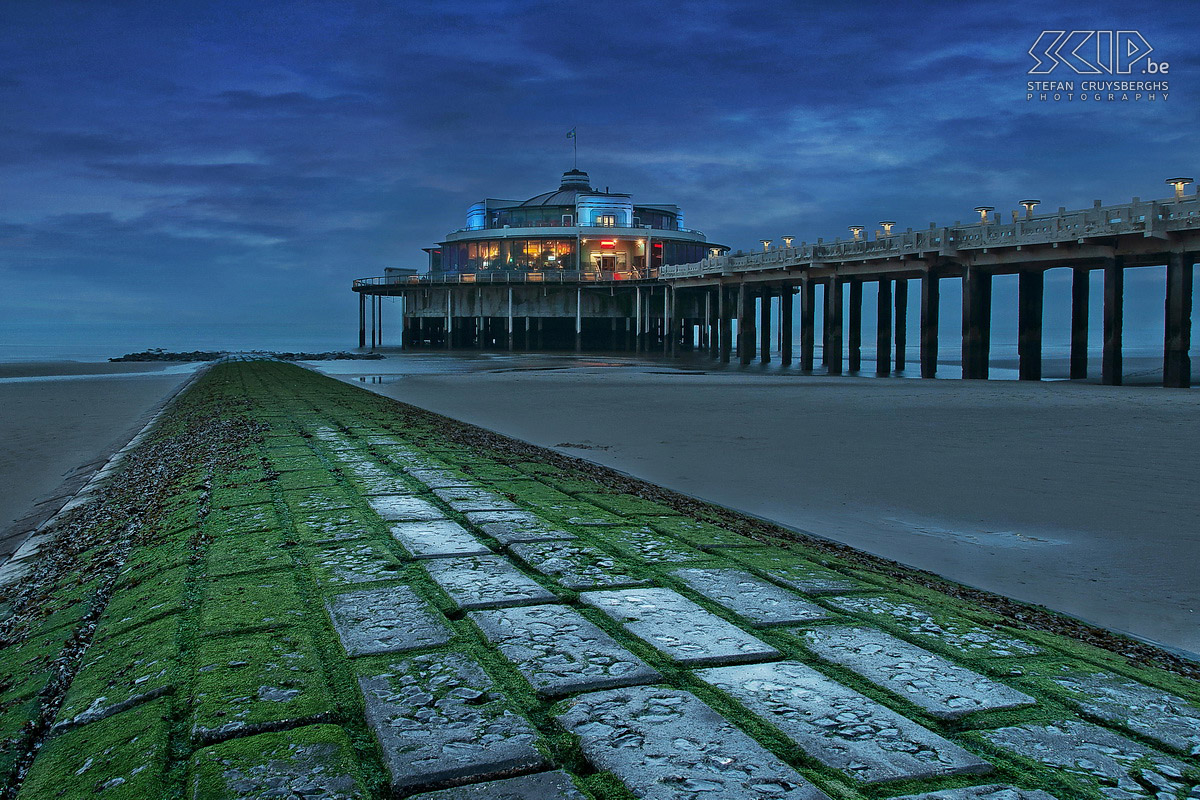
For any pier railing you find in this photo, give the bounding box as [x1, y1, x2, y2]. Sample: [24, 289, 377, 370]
[354, 268, 661, 289]
[661, 193, 1200, 278]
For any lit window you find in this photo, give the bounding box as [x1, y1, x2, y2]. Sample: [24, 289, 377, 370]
[598, 214, 616, 227]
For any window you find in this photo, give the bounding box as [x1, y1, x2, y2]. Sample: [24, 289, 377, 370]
[597, 214, 616, 227]
[562, 214, 573, 226]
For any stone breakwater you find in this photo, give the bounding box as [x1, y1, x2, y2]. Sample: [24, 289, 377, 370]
[0, 361, 1197, 799]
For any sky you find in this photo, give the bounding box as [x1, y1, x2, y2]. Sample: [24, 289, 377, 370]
[1, 0, 1197, 356]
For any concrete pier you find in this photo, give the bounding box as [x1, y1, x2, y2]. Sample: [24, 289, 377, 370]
[1102, 259, 1124, 386]
[920, 271, 939, 379]
[894, 278, 907, 372]
[825, 278, 843, 375]
[1018, 270, 1044, 381]
[800, 280, 815, 371]
[1070, 268, 1089, 380]
[876, 278, 891, 376]
[1164, 252, 1193, 389]
[848, 279, 862, 372]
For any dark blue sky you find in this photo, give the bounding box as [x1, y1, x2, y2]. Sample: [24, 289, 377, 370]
[1, 1, 1196, 353]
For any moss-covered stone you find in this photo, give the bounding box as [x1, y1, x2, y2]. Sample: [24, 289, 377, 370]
[17, 698, 171, 799]
[188, 723, 368, 799]
[191, 627, 333, 741]
[643, 516, 759, 550]
[199, 572, 306, 633]
[205, 504, 279, 537]
[307, 540, 403, 587]
[576, 492, 681, 518]
[98, 565, 188, 635]
[55, 613, 180, 726]
[203, 529, 295, 577]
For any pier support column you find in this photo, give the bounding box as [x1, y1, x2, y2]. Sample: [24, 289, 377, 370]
[961, 265, 992, 379]
[664, 287, 672, 356]
[1070, 267, 1089, 379]
[1018, 269, 1044, 381]
[825, 277, 843, 375]
[576, 287, 583, 352]
[759, 289, 771, 364]
[444, 289, 452, 350]
[1102, 259, 1124, 385]
[1164, 252, 1193, 388]
[800, 280, 815, 371]
[895, 278, 908, 371]
[737, 283, 752, 365]
[718, 286, 731, 363]
[370, 293, 377, 350]
[708, 291, 719, 358]
[507, 288, 514, 351]
[920, 270, 939, 378]
[358, 292, 366, 348]
[848, 279, 862, 372]
[780, 289, 794, 366]
[876, 278, 892, 375]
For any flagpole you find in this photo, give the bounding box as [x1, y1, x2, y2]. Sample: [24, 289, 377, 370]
[573, 129, 577, 169]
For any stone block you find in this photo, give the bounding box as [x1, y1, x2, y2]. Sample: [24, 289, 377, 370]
[433, 487, 521, 513]
[408, 770, 585, 799]
[696, 660, 991, 783]
[891, 787, 1061, 800]
[359, 653, 547, 793]
[671, 568, 829, 626]
[326, 585, 453, 656]
[389, 520, 491, 559]
[801, 626, 1035, 718]
[309, 540, 403, 586]
[982, 720, 1191, 800]
[367, 495, 446, 522]
[557, 686, 829, 800]
[423, 555, 557, 610]
[470, 604, 660, 698]
[510, 541, 647, 590]
[581, 588, 779, 666]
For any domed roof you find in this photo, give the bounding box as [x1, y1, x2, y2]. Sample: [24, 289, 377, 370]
[517, 169, 594, 207]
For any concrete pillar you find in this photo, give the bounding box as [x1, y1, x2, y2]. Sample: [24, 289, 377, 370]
[664, 286, 672, 356]
[738, 283, 754, 365]
[876, 278, 892, 375]
[961, 265, 992, 379]
[476, 290, 485, 350]
[920, 270, 939, 378]
[848, 279, 862, 372]
[445, 289, 452, 350]
[1164, 252, 1193, 388]
[780, 289, 794, 366]
[719, 286, 731, 363]
[825, 277, 843, 375]
[708, 290, 719, 357]
[635, 286, 642, 352]
[895, 278, 908, 371]
[820, 283, 829, 367]
[370, 293, 377, 350]
[759, 289, 771, 364]
[1102, 259, 1123, 385]
[535, 317, 543, 349]
[1070, 267, 1089, 379]
[358, 292, 366, 348]
[507, 287, 514, 351]
[1018, 269, 1044, 381]
[800, 280, 815, 371]
[576, 287, 583, 352]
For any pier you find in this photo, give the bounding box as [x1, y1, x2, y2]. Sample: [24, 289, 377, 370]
[355, 179, 1198, 387]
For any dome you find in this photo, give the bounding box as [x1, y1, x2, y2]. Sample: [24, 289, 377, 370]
[517, 169, 594, 207]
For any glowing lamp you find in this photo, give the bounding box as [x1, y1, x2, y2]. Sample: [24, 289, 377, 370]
[760, 239, 772, 252]
[1166, 177, 1194, 200]
[974, 206, 994, 224]
[782, 236, 794, 248]
[878, 221, 895, 236]
[1019, 200, 1040, 219]
[848, 226, 865, 241]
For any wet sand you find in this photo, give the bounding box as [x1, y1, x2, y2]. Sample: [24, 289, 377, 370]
[0, 363, 194, 550]
[322, 354, 1200, 657]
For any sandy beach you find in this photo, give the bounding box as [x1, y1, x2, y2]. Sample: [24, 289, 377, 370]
[319, 353, 1200, 657]
[0, 362, 196, 553]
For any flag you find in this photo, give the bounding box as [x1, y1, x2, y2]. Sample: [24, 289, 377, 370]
[566, 128, 576, 139]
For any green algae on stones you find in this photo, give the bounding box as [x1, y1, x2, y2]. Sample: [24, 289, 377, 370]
[644, 516, 759, 550]
[576, 492, 682, 518]
[55, 613, 180, 727]
[600, 525, 707, 564]
[99, 564, 189, 635]
[199, 572, 306, 633]
[726, 548, 868, 594]
[204, 529, 295, 577]
[191, 627, 333, 742]
[205, 504, 279, 537]
[189, 723, 369, 800]
[17, 698, 171, 800]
